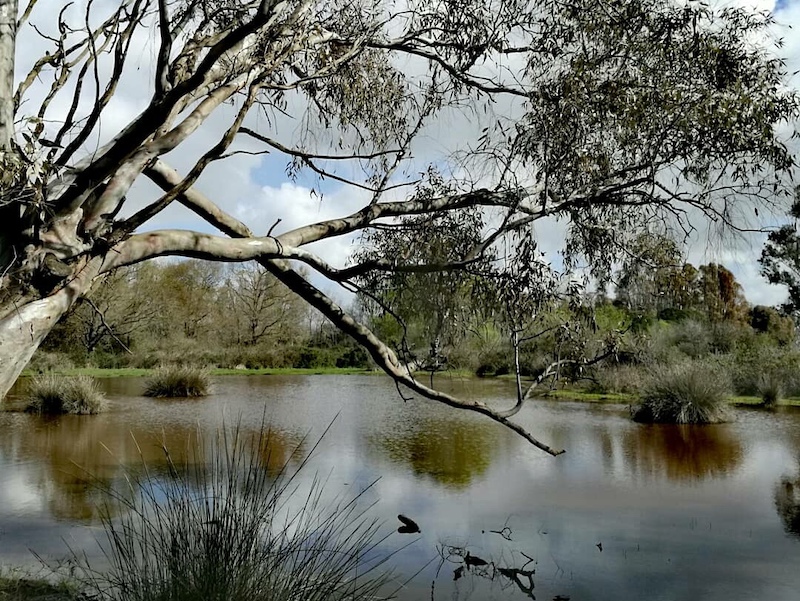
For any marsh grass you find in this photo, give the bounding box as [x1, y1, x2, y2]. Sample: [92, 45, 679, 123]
[143, 365, 210, 397]
[632, 362, 731, 424]
[758, 373, 783, 408]
[0, 571, 77, 601]
[25, 374, 107, 415]
[74, 425, 400, 601]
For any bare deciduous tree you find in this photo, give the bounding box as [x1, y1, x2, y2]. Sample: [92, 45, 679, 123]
[0, 0, 797, 454]
[224, 262, 307, 345]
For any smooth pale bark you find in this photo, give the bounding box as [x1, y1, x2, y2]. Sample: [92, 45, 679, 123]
[0, 0, 15, 150]
[0, 293, 72, 398]
[0, 257, 102, 400]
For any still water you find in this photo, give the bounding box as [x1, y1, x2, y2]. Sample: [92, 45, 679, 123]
[2, 375, 800, 600]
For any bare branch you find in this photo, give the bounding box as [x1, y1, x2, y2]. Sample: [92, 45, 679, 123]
[155, 0, 173, 98]
[83, 297, 133, 354]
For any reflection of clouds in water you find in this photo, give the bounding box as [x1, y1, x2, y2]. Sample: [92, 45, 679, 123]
[0, 469, 43, 515]
[4, 377, 800, 600]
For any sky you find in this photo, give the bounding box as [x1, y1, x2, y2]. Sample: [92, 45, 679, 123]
[12, 0, 800, 307]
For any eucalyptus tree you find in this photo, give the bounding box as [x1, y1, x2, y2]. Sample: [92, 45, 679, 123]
[760, 208, 800, 315]
[353, 174, 489, 371]
[0, 0, 797, 454]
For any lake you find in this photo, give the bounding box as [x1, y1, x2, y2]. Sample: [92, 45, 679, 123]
[2, 374, 800, 600]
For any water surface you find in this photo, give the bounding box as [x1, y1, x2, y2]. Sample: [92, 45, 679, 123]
[2, 375, 800, 600]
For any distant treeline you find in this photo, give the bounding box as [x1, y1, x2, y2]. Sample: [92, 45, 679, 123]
[33, 252, 799, 403]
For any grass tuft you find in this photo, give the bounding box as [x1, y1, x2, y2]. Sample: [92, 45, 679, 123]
[632, 362, 731, 424]
[758, 372, 783, 408]
[74, 426, 397, 601]
[25, 374, 107, 415]
[143, 365, 210, 397]
[0, 571, 78, 601]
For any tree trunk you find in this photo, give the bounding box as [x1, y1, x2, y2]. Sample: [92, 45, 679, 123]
[0, 0, 16, 150]
[0, 255, 102, 400]
[0, 290, 72, 399]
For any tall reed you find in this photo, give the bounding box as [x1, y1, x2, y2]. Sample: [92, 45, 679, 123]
[75, 425, 399, 601]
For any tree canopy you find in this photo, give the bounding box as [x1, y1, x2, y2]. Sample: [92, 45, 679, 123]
[760, 205, 800, 316]
[0, 0, 797, 453]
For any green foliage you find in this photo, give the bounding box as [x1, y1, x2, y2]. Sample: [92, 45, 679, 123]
[26, 350, 75, 374]
[294, 347, 337, 369]
[632, 362, 731, 424]
[143, 366, 211, 398]
[354, 171, 489, 355]
[74, 427, 396, 601]
[760, 224, 800, 314]
[723, 345, 800, 398]
[750, 305, 795, 346]
[614, 233, 686, 313]
[25, 374, 107, 415]
[592, 365, 647, 396]
[669, 319, 711, 359]
[335, 346, 370, 369]
[475, 351, 511, 377]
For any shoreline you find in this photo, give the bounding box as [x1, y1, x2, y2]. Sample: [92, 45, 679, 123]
[14, 368, 800, 408]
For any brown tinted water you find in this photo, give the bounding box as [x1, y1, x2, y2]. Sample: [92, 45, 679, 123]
[2, 375, 800, 600]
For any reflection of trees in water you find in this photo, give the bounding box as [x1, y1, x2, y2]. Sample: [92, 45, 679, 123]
[775, 472, 800, 538]
[623, 424, 743, 481]
[0, 414, 305, 521]
[370, 417, 504, 488]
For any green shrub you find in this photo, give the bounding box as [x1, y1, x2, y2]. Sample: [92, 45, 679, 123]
[26, 351, 75, 374]
[89, 349, 129, 369]
[25, 374, 107, 415]
[671, 319, 711, 358]
[726, 346, 800, 397]
[475, 350, 511, 377]
[293, 347, 338, 369]
[592, 364, 647, 395]
[705, 321, 756, 354]
[632, 362, 731, 424]
[335, 346, 370, 368]
[143, 366, 210, 397]
[75, 427, 397, 601]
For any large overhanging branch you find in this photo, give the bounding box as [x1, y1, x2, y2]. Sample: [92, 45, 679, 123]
[264, 259, 565, 456]
[139, 164, 564, 455]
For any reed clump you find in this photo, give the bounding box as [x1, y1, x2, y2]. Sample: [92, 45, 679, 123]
[25, 374, 107, 415]
[757, 372, 783, 408]
[143, 365, 210, 397]
[632, 362, 731, 424]
[75, 426, 397, 601]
